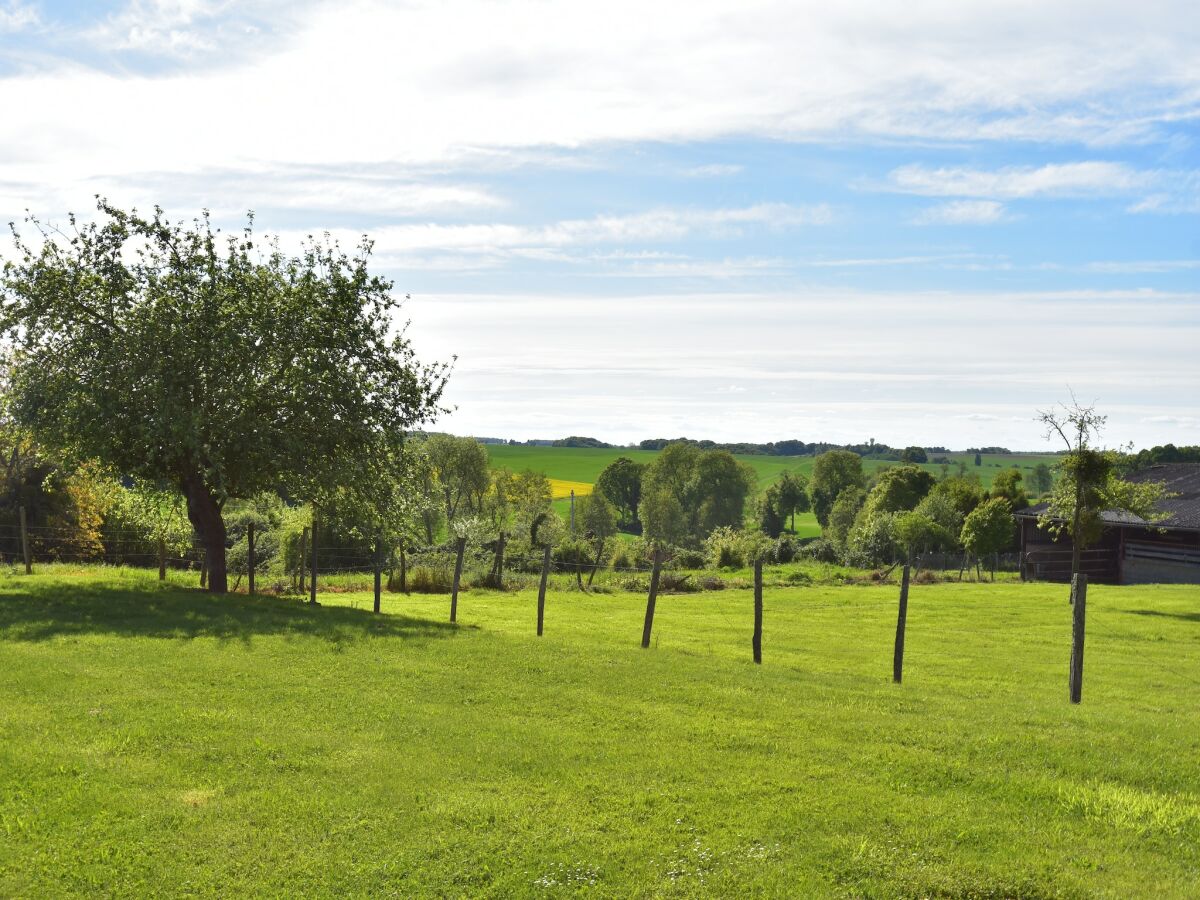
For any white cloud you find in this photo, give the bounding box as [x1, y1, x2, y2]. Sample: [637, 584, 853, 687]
[3, 0, 1199, 197]
[885, 162, 1154, 198]
[401, 288, 1200, 447]
[683, 164, 744, 178]
[311, 204, 831, 257]
[912, 199, 1009, 225]
[0, 0, 38, 32]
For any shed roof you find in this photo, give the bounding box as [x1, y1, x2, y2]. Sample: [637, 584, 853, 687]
[1014, 463, 1200, 532]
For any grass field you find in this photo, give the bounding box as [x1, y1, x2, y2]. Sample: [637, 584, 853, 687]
[491, 445, 1061, 540]
[1, 566, 1197, 896]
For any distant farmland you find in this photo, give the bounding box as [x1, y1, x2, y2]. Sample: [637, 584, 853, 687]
[485, 445, 1059, 540]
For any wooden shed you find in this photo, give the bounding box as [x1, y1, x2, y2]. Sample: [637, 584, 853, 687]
[1014, 463, 1200, 584]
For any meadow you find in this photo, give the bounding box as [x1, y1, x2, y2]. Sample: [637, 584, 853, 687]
[489, 445, 1061, 539]
[1, 566, 1197, 897]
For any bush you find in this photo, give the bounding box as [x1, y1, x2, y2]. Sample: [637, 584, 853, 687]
[847, 511, 899, 567]
[408, 565, 454, 593]
[553, 539, 593, 573]
[770, 536, 798, 563]
[802, 538, 841, 563]
[703, 526, 763, 569]
[672, 548, 706, 569]
[610, 537, 650, 571]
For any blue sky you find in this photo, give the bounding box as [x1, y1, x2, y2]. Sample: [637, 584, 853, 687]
[2, 0, 1198, 448]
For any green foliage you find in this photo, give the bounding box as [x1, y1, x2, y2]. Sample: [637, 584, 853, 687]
[595, 457, 645, 532]
[826, 486, 866, 546]
[1, 202, 447, 592]
[893, 511, 954, 560]
[703, 526, 765, 569]
[1037, 400, 1166, 559]
[758, 484, 786, 538]
[425, 434, 491, 524]
[810, 450, 865, 526]
[929, 475, 985, 522]
[1031, 462, 1054, 496]
[961, 498, 1015, 559]
[989, 468, 1030, 512]
[1040, 450, 1164, 550]
[638, 443, 755, 546]
[846, 510, 898, 567]
[864, 465, 937, 515]
[913, 490, 965, 541]
[899, 446, 928, 464]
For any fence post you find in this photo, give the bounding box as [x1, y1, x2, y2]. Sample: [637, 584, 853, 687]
[158, 537, 167, 582]
[373, 535, 382, 614]
[537, 544, 551, 636]
[247, 523, 255, 595]
[308, 513, 318, 605]
[641, 548, 663, 649]
[1069, 574, 1088, 703]
[200, 551, 208, 589]
[19, 505, 30, 575]
[893, 563, 910, 683]
[298, 525, 309, 593]
[450, 536, 466, 623]
[752, 557, 763, 664]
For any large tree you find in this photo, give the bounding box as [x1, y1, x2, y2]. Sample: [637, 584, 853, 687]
[1, 202, 447, 592]
[594, 456, 644, 532]
[810, 450, 865, 527]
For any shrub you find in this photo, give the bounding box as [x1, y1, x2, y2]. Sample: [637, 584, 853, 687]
[672, 548, 706, 569]
[703, 526, 758, 569]
[847, 511, 899, 567]
[771, 536, 798, 563]
[802, 538, 841, 563]
[610, 537, 650, 571]
[408, 565, 454, 593]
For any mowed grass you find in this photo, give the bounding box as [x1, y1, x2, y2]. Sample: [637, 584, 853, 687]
[1, 568, 1198, 897]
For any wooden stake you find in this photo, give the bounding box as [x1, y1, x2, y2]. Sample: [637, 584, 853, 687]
[158, 537, 167, 581]
[641, 548, 663, 649]
[373, 535, 383, 614]
[246, 523, 255, 594]
[752, 557, 763, 664]
[537, 544, 551, 636]
[893, 563, 910, 683]
[18, 505, 30, 575]
[298, 525, 309, 593]
[308, 514, 318, 605]
[450, 536, 466, 623]
[1069, 573, 1088, 703]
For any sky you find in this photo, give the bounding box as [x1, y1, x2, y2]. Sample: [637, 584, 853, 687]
[1, 0, 1198, 450]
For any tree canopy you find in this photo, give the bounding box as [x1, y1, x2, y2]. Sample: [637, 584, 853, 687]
[1, 202, 447, 591]
[810, 450, 865, 526]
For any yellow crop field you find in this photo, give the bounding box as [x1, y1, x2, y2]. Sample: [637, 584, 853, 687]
[548, 478, 593, 500]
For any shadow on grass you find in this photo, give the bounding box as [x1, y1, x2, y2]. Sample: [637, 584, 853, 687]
[0, 579, 463, 644]
[1120, 608, 1200, 624]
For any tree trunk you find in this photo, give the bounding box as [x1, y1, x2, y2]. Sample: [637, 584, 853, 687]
[183, 474, 227, 594]
[587, 538, 606, 587]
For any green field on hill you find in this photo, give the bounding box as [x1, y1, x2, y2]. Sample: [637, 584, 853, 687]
[487, 445, 1060, 540]
[486, 444, 1059, 489]
[2, 567, 1197, 897]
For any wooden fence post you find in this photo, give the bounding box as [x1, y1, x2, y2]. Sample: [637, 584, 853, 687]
[893, 563, 910, 683]
[373, 535, 383, 614]
[19, 505, 31, 575]
[158, 538, 167, 582]
[450, 536, 466, 623]
[537, 544, 551, 636]
[752, 557, 763, 664]
[247, 523, 255, 594]
[308, 514, 318, 605]
[298, 525, 309, 593]
[641, 548, 663, 649]
[1069, 573, 1088, 703]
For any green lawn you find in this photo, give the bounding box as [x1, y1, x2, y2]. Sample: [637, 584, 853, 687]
[2, 567, 1197, 896]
